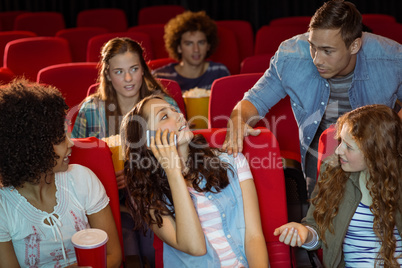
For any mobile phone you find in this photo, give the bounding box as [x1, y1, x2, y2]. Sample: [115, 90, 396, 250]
[146, 130, 177, 147]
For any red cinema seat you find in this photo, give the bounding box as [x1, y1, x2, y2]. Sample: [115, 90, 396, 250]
[216, 20, 254, 63]
[209, 26, 240, 75]
[56, 27, 108, 62]
[77, 8, 128, 33]
[0, 67, 15, 84]
[37, 62, 98, 129]
[0, 11, 31, 31]
[240, 53, 274, 74]
[138, 5, 185, 25]
[128, 24, 167, 59]
[154, 128, 290, 268]
[86, 83, 99, 97]
[255, 25, 307, 55]
[316, 124, 338, 178]
[362, 13, 396, 31]
[37, 62, 98, 109]
[3, 37, 72, 81]
[209, 73, 301, 163]
[269, 16, 311, 28]
[87, 32, 154, 62]
[370, 22, 402, 44]
[14, 12, 65, 36]
[0, 30, 37, 67]
[209, 74, 305, 226]
[147, 57, 177, 71]
[70, 137, 125, 267]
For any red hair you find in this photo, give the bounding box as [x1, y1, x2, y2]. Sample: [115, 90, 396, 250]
[312, 104, 402, 267]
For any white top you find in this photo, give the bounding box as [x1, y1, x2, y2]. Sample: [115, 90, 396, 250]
[343, 202, 402, 267]
[0, 164, 109, 267]
[188, 153, 252, 267]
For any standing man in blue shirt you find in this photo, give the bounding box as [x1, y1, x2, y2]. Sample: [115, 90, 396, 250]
[223, 0, 402, 197]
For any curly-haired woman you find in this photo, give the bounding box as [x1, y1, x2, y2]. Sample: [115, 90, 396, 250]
[120, 94, 269, 267]
[274, 104, 402, 267]
[153, 11, 230, 92]
[0, 79, 121, 267]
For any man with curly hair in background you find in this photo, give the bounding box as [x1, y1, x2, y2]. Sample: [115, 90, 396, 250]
[153, 10, 230, 92]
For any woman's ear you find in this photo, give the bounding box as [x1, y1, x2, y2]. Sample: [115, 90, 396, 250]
[350, 38, 362, 55]
[105, 70, 111, 81]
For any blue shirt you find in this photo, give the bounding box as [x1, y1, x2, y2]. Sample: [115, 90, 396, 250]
[163, 154, 248, 267]
[153, 61, 230, 92]
[244, 32, 402, 170]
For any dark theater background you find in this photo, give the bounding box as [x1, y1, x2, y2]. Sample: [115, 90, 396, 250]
[1, 0, 401, 31]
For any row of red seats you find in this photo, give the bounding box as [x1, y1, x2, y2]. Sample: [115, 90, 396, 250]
[1, 10, 400, 77]
[1, 9, 399, 41]
[0, 20, 250, 75]
[3, 16, 400, 85]
[0, 6, 186, 32]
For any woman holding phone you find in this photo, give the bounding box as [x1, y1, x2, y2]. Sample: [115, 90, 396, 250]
[120, 94, 269, 267]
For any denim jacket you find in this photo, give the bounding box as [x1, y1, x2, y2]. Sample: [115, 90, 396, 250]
[163, 154, 248, 267]
[244, 32, 402, 170]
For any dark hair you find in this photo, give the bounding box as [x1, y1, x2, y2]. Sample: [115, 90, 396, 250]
[164, 11, 219, 61]
[312, 104, 402, 267]
[93, 37, 166, 134]
[120, 94, 230, 231]
[309, 0, 362, 48]
[0, 79, 68, 188]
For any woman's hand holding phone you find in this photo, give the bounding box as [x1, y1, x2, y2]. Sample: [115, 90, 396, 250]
[148, 129, 181, 175]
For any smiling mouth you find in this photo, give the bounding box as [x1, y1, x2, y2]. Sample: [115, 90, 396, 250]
[64, 153, 71, 162]
[178, 124, 187, 131]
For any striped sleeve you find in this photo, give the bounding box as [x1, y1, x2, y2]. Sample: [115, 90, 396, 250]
[234, 153, 253, 182]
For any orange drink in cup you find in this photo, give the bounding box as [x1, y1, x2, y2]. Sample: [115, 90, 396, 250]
[102, 135, 124, 172]
[109, 145, 124, 172]
[183, 88, 210, 129]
